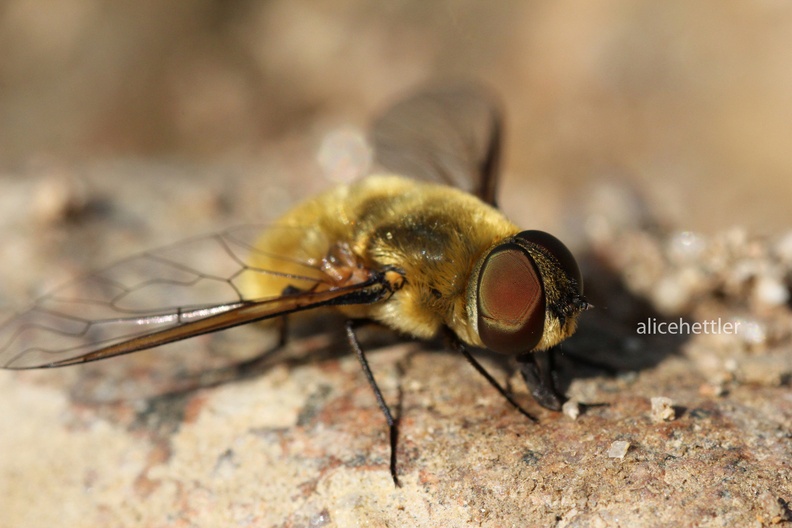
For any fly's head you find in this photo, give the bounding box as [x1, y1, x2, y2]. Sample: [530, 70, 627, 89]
[467, 230, 590, 355]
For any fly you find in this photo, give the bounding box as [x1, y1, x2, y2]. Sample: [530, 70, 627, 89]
[0, 83, 590, 485]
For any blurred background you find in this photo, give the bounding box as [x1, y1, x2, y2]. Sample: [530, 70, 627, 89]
[1, 0, 791, 235]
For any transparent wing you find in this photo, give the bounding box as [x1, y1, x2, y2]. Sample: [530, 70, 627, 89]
[0, 225, 385, 369]
[370, 82, 503, 205]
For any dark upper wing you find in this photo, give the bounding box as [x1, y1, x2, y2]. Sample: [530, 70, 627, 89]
[0, 226, 387, 369]
[370, 82, 503, 206]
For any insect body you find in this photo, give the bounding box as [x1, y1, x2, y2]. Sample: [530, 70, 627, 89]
[1, 84, 589, 484]
[246, 173, 585, 359]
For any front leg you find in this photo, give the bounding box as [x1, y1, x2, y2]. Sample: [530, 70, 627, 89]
[517, 348, 565, 411]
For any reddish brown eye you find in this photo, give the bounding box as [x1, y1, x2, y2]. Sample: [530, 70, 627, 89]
[516, 230, 583, 294]
[476, 246, 545, 354]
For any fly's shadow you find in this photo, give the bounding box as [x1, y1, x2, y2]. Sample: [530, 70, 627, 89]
[543, 249, 690, 399]
[65, 310, 406, 406]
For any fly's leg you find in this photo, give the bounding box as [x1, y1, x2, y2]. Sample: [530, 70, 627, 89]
[345, 320, 401, 487]
[225, 285, 302, 375]
[275, 316, 289, 348]
[517, 348, 565, 411]
[455, 341, 537, 423]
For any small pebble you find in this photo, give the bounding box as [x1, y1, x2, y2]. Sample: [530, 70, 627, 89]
[735, 319, 767, 346]
[650, 396, 676, 422]
[562, 399, 580, 420]
[33, 176, 86, 224]
[774, 231, 792, 264]
[698, 383, 725, 397]
[667, 231, 705, 264]
[753, 275, 789, 307]
[607, 440, 630, 459]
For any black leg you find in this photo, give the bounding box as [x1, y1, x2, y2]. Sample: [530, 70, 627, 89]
[276, 315, 289, 348]
[345, 321, 401, 487]
[213, 284, 298, 379]
[517, 348, 565, 411]
[225, 314, 290, 377]
[456, 342, 537, 423]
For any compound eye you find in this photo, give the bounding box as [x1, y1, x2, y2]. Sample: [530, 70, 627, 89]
[476, 246, 545, 354]
[515, 230, 583, 294]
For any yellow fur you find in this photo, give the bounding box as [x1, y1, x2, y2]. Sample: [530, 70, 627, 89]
[244, 174, 517, 345]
